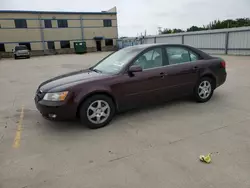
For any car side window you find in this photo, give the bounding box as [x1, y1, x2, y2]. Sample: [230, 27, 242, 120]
[190, 51, 199, 62]
[166, 47, 199, 65]
[134, 48, 163, 70]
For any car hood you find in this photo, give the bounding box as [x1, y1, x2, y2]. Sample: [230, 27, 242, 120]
[39, 69, 108, 92]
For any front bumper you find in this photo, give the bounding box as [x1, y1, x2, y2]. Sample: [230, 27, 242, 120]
[15, 53, 29, 57]
[35, 96, 76, 120]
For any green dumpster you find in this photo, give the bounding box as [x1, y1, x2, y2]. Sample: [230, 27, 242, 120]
[74, 41, 87, 54]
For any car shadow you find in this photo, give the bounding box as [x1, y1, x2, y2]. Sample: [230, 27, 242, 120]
[39, 93, 223, 133]
[114, 96, 193, 119]
[41, 118, 87, 132]
[42, 96, 194, 131]
[14, 57, 30, 60]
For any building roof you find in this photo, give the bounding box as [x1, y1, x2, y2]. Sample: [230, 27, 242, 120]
[0, 10, 116, 15]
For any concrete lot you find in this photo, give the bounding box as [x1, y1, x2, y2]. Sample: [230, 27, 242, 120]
[0, 53, 250, 188]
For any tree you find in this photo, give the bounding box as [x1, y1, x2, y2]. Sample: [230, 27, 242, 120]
[159, 28, 184, 34]
[172, 28, 184, 33]
[206, 18, 250, 29]
[158, 18, 250, 35]
[187, 26, 206, 32]
[159, 28, 172, 34]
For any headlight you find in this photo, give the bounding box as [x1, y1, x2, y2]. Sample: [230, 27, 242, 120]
[43, 91, 68, 101]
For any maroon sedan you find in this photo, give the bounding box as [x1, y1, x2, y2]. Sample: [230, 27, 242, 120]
[35, 44, 227, 129]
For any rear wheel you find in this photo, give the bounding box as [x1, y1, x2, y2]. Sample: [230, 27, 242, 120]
[79, 95, 115, 129]
[14, 55, 17, 59]
[194, 77, 214, 103]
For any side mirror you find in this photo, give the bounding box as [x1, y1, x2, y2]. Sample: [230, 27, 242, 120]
[128, 65, 142, 73]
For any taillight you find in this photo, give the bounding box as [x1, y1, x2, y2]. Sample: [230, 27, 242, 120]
[221, 61, 226, 69]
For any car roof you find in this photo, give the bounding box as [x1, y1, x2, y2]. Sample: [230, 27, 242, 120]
[123, 43, 211, 59]
[126, 43, 194, 50]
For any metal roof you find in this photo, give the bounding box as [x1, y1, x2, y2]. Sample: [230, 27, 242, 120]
[0, 10, 116, 15]
[145, 26, 250, 39]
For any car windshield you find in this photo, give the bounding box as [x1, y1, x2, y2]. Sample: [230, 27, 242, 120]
[91, 47, 141, 74]
[15, 46, 28, 50]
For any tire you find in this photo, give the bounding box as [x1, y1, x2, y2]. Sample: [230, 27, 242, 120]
[194, 77, 214, 103]
[79, 94, 115, 129]
[27, 56, 30, 59]
[14, 55, 17, 59]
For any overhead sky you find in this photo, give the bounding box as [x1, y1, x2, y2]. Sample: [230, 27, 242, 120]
[1, 0, 250, 37]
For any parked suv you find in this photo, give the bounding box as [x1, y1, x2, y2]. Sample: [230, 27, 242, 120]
[13, 45, 30, 59]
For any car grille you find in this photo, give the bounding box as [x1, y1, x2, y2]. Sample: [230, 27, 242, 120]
[17, 52, 28, 55]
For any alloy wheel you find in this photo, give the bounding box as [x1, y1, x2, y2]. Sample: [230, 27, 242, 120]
[87, 100, 111, 124]
[198, 80, 212, 99]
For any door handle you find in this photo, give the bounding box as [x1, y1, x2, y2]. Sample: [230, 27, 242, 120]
[193, 66, 199, 71]
[159, 72, 168, 78]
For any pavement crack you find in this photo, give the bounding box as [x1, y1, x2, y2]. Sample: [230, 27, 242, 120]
[169, 118, 250, 146]
[0, 134, 4, 144]
[12, 96, 16, 107]
[169, 137, 188, 145]
[198, 125, 229, 136]
[109, 154, 134, 162]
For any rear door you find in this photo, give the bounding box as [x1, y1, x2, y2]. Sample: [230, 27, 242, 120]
[160, 46, 201, 99]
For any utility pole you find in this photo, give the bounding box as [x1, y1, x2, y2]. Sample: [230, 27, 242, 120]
[158, 27, 162, 34]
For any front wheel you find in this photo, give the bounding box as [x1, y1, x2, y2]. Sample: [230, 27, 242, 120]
[79, 95, 115, 129]
[194, 77, 214, 103]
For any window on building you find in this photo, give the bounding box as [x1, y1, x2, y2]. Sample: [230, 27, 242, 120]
[60, 41, 70, 48]
[57, 20, 68, 28]
[0, 43, 5, 52]
[105, 39, 113, 46]
[103, 19, 112, 27]
[47, 41, 55, 49]
[44, 20, 52, 28]
[19, 43, 31, 50]
[15, 19, 27, 28]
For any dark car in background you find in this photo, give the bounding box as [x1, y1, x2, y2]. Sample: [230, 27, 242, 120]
[13, 45, 30, 59]
[35, 44, 227, 129]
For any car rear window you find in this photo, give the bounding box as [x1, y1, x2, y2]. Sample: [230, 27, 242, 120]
[166, 47, 200, 64]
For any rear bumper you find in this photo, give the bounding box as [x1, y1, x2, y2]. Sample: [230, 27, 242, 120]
[216, 72, 227, 87]
[35, 97, 77, 120]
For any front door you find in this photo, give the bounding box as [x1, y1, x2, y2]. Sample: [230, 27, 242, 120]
[116, 47, 167, 110]
[161, 46, 200, 99]
[96, 40, 102, 51]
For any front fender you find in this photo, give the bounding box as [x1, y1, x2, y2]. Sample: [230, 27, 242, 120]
[74, 86, 113, 104]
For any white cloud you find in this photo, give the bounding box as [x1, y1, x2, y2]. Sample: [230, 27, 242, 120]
[1, 0, 250, 37]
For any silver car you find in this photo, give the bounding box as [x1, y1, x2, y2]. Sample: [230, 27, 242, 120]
[13, 45, 30, 59]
